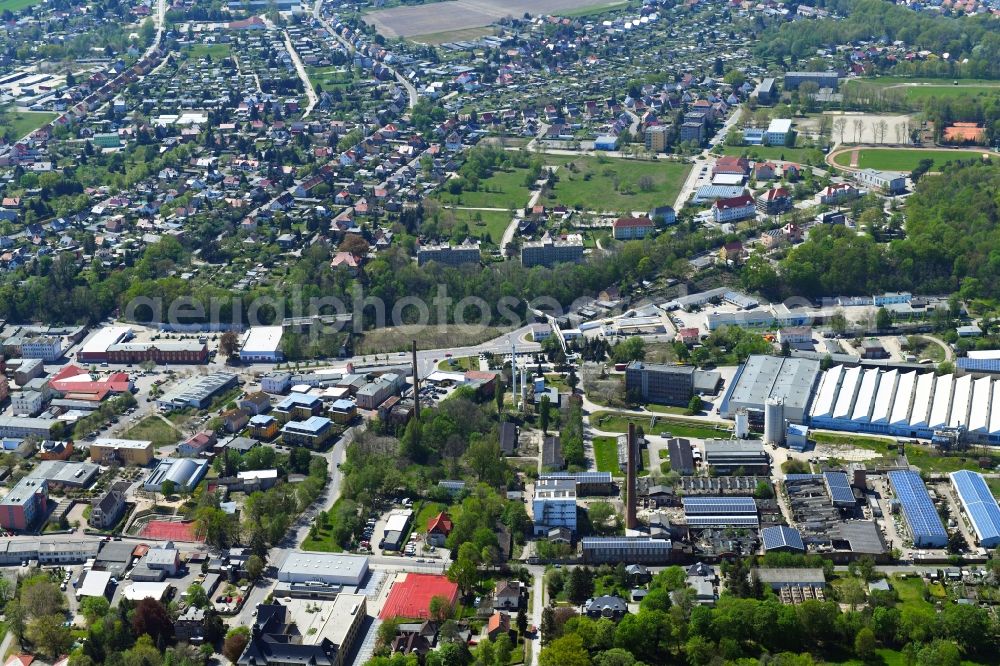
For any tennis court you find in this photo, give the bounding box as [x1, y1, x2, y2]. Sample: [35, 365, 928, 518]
[379, 573, 459, 620]
[140, 520, 203, 542]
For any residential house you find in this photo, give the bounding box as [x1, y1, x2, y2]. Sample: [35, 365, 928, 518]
[426, 511, 453, 547]
[612, 217, 656, 241]
[713, 194, 756, 223]
[493, 580, 524, 611]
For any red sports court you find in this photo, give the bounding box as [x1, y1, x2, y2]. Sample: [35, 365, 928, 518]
[140, 520, 203, 542]
[379, 573, 459, 620]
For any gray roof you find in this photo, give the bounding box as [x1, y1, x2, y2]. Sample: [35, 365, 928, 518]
[754, 568, 826, 585]
[724, 355, 820, 414]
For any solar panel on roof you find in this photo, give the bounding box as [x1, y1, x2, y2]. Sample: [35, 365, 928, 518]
[686, 515, 760, 527]
[951, 470, 1000, 547]
[888, 470, 947, 547]
[824, 471, 856, 506]
[682, 497, 757, 514]
[761, 525, 805, 551]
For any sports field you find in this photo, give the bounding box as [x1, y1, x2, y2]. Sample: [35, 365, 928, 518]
[832, 148, 993, 172]
[0, 0, 43, 12]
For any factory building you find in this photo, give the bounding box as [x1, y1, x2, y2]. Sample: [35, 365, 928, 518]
[950, 470, 1000, 548]
[808, 365, 999, 442]
[887, 470, 948, 548]
[720, 355, 821, 423]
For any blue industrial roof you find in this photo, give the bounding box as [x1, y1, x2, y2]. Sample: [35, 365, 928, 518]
[783, 474, 822, 482]
[888, 470, 948, 546]
[282, 415, 331, 433]
[823, 471, 856, 506]
[950, 470, 1000, 547]
[761, 525, 805, 551]
[957, 358, 1000, 373]
[686, 515, 760, 528]
[682, 496, 757, 515]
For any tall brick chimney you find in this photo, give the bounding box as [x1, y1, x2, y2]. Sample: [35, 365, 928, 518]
[411, 340, 420, 420]
[626, 422, 637, 529]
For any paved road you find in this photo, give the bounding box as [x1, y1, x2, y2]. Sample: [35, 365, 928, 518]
[313, 0, 417, 109]
[284, 30, 318, 117]
[672, 106, 744, 211]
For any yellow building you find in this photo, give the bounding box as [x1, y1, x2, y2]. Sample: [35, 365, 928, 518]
[90, 438, 154, 465]
[249, 415, 279, 440]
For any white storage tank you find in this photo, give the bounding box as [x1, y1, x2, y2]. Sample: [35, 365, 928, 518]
[734, 408, 750, 439]
[764, 398, 784, 445]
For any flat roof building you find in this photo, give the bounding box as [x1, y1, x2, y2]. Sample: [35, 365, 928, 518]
[0, 477, 48, 531]
[703, 440, 770, 475]
[144, 458, 210, 492]
[720, 355, 821, 422]
[157, 372, 238, 410]
[278, 552, 369, 587]
[581, 537, 673, 564]
[624, 361, 695, 406]
[520, 233, 584, 268]
[240, 326, 285, 363]
[90, 438, 154, 465]
[28, 460, 99, 488]
[532, 477, 577, 536]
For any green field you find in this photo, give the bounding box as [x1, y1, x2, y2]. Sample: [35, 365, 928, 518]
[833, 148, 993, 171]
[547, 157, 690, 213]
[185, 43, 231, 59]
[720, 144, 825, 165]
[435, 167, 534, 210]
[307, 66, 353, 89]
[902, 85, 1000, 102]
[593, 436, 621, 474]
[0, 0, 43, 11]
[845, 77, 1000, 104]
[435, 155, 689, 215]
[122, 415, 182, 448]
[812, 430, 1000, 478]
[437, 356, 477, 371]
[590, 411, 731, 439]
[560, 0, 633, 17]
[410, 26, 496, 45]
[2, 110, 57, 140]
[443, 207, 512, 244]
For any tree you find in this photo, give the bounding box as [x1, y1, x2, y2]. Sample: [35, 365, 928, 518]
[219, 331, 240, 359]
[223, 627, 250, 663]
[516, 608, 528, 634]
[339, 233, 370, 257]
[611, 337, 645, 364]
[587, 503, 617, 534]
[539, 634, 591, 666]
[27, 614, 72, 660]
[447, 542, 481, 597]
[687, 395, 703, 414]
[131, 598, 173, 643]
[5, 599, 26, 644]
[186, 583, 209, 609]
[80, 595, 110, 625]
[540, 394, 551, 433]
[567, 368, 578, 392]
[429, 595, 453, 622]
[160, 479, 176, 498]
[246, 554, 265, 581]
[854, 627, 876, 660]
[540, 607, 556, 645]
[566, 567, 594, 605]
[22, 580, 64, 617]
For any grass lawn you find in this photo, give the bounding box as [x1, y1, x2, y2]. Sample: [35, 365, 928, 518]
[437, 356, 477, 371]
[593, 436, 621, 474]
[444, 207, 512, 244]
[185, 43, 231, 59]
[123, 415, 181, 448]
[590, 411, 731, 439]
[414, 501, 448, 534]
[832, 148, 993, 171]
[410, 26, 496, 45]
[301, 498, 349, 552]
[434, 167, 534, 210]
[0, 0, 42, 11]
[2, 109, 57, 140]
[543, 373, 570, 392]
[546, 156, 690, 213]
[645, 403, 688, 415]
[811, 432, 895, 453]
[902, 85, 1000, 102]
[640, 449, 650, 476]
[307, 66, 353, 89]
[560, 0, 632, 17]
[720, 144, 825, 165]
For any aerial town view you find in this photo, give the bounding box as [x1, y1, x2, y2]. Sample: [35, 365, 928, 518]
[0, 0, 999, 663]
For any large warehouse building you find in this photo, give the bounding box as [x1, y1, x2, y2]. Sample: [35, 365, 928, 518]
[809, 365, 1000, 442]
[720, 355, 821, 422]
[950, 470, 1000, 548]
[278, 552, 369, 587]
[888, 470, 948, 548]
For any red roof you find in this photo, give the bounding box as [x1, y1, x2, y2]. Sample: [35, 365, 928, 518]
[613, 216, 655, 229]
[427, 511, 453, 535]
[760, 187, 790, 201]
[49, 364, 131, 400]
[714, 194, 754, 209]
[5, 656, 33, 666]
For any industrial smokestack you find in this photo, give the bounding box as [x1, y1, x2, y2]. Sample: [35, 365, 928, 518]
[626, 422, 637, 530]
[411, 340, 420, 419]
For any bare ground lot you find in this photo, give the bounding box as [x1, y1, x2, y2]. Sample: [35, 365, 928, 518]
[365, 0, 617, 38]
